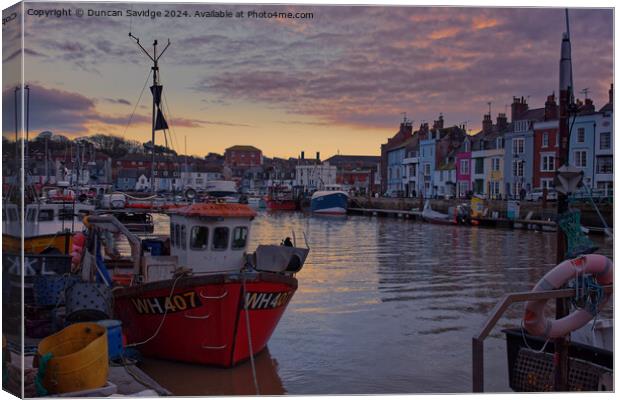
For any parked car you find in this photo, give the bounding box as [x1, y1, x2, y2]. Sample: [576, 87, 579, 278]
[526, 189, 558, 202]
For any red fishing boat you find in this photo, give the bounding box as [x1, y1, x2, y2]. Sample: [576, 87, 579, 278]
[265, 187, 297, 211]
[84, 36, 309, 366]
[265, 197, 297, 211]
[88, 203, 309, 367]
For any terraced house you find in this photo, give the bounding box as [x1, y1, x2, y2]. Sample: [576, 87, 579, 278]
[503, 97, 544, 199]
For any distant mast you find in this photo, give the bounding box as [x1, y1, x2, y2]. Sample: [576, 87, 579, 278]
[129, 32, 171, 194]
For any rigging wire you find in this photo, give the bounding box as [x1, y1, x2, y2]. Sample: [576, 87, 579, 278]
[122, 69, 153, 139]
[158, 70, 181, 152]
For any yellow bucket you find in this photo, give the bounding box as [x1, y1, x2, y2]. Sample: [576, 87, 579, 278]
[37, 322, 108, 394]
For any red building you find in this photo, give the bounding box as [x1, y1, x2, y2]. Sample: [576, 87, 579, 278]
[325, 154, 380, 195]
[532, 94, 559, 189]
[224, 145, 263, 167]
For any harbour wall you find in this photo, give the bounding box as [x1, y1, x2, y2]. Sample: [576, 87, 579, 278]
[349, 197, 613, 228]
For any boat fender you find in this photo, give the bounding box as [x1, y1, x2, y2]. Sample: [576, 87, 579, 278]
[70, 232, 87, 269]
[523, 254, 613, 338]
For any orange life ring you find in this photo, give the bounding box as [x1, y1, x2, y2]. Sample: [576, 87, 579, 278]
[523, 254, 613, 338]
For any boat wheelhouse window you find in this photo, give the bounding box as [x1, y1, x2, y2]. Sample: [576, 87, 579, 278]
[170, 223, 176, 246]
[58, 210, 74, 221]
[27, 209, 36, 222]
[231, 227, 248, 250]
[38, 209, 55, 221]
[180, 225, 187, 249]
[190, 226, 209, 250]
[212, 227, 229, 250]
[174, 224, 180, 248]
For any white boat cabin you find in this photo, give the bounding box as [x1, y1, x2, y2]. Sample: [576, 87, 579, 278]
[2, 203, 19, 237]
[24, 202, 94, 237]
[168, 203, 256, 273]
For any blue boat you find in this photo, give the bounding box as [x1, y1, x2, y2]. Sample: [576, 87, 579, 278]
[310, 190, 349, 214]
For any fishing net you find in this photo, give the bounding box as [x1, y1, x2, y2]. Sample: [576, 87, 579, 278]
[557, 210, 598, 259]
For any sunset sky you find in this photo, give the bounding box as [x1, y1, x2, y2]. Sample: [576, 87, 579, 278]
[2, 3, 614, 159]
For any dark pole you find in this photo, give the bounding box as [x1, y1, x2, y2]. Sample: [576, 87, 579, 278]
[151, 40, 158, 194]
[554, 8, 573, 391]
[128, 33, 170, 195]
[25, 85, 30, 179]
[14, 87, 19, 170]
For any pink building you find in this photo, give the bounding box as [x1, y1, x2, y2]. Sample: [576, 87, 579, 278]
[455, 136, 472, 198]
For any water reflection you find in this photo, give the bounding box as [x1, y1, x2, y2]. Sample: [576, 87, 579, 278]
[140, 348, 285, 395]
[144, 212, 612, 394]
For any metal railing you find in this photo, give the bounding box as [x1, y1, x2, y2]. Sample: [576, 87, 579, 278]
[472, 284, 613, 392]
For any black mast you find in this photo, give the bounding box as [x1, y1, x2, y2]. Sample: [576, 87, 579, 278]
[129, 32, 171, 194]
[554, 8, 575, 391]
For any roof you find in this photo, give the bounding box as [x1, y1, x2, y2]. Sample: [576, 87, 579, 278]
[225, 145, 261, 152]
[117, 169, 138, 178]
[172, 203, 257, 218]
[599, 102, 613, 113]
[324, 155, 380, 164]
[515, 107, 545, 122]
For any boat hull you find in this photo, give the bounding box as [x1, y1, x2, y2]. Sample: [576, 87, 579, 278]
[266, 199, 297, 211]
[3, 232, 73, 254]
[422, 216, 456, 225]
[311, 192, 348, 215]
[113, 272, 297, 367]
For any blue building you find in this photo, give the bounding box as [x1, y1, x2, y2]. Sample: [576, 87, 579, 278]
[419, 136, 436, 198]
[115, 169, 138, 191]
[568, 100, 598, 190]
[386, 145, 407, 196]
[503, 97, 543, 199]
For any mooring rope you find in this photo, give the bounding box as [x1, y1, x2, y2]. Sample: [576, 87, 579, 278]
[125, 273, 185, 347]
[241, 273, 260, 395]
[519, 320, 552, 354]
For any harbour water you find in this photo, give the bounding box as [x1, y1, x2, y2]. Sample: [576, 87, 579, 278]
[139, 212, 613, 395]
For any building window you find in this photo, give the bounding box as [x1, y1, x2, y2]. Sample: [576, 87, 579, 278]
[541, 154, 555, 172]
[574, 150, 587, 168]
[212, 227, 229, 250]
[577, 127, 585, 143]
[600, 132, 611, 150]
[596, 156, 613, 174]
[541, 178, 554, 189]
[512, 160, 524, 177]
[492, 158, 501, 172]
[459, 181, 468, 196]
[190, 226, 209, 250]
[424, 163, 431, 176]
[232, 227, 248, 250]
[542, 132, 549, 147]
[512, 138, 524, 155]
[460, 159, 469, 175]
[474, 179, 484, 194]
[475, 158, 484, 174]
[491, 181, 500, 196]
[596, 181, 613, 197]
[496, 137, 503, 149]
